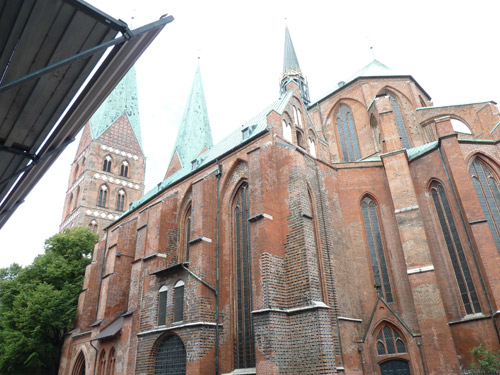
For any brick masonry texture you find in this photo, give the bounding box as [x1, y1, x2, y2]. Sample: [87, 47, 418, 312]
[59, 64, 500, 374]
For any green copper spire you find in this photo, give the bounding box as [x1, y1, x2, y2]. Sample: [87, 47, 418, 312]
[283, 25, 301, 75]
[89, 66, 141, 147]
[167, 64, 213, 176]
[280, 26, 310, 105]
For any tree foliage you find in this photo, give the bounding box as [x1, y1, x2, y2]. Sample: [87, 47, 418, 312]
[472, 344, 500, 372]
[0, 227, 97, 375]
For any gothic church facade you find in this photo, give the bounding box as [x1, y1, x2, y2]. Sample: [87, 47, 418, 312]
[59, 27, 500, 375]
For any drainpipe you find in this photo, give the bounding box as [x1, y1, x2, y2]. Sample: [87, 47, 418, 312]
[90, 339, 99, 375]
[438, 146, 500, 343]
[215, 159, 223, 374]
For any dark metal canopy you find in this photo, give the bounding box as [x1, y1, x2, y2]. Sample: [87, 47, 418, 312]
[0, 0, 173, 229]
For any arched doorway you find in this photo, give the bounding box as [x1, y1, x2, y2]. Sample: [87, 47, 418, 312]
[380, 359, 410, 375]
[154, 335, 186, 375]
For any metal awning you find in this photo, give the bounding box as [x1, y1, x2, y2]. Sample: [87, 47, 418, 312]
[92, 316, 124, 341]
[0, 0, 173, 229]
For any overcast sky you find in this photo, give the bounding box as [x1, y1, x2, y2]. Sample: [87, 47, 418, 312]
[1, 0, 499, 267]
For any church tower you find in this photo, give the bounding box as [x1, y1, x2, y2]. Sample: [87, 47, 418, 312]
[60, 67, 145, 238]
[164, 63, 213, 179]
[280, 26, 310, 105]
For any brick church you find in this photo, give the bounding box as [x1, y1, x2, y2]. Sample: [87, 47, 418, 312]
[58, 26, 500, 375]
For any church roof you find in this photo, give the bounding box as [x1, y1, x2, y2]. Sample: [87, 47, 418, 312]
[89, 66, 142, 148]
[309, 59, 431, 106]
[126, 91, 294, 214]
[168, 64, 213, 171]
[348, 59, 395, 81]
[283, 26, 302, 75]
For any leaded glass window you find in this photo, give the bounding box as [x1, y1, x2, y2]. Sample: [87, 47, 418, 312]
[154, 335, 186, 375]
[120, 161, 128, 177]
[336, 105, 361, 161]
[233, 183, 255, 369]
[174, 281, 184, 322]
[361, 197, 393, 302]
[470, 158, 500, 253]
[184, 207, 192, 262]
[376, 325, 406, 355]
[116, 190, 125, 211]
[389, 95, 410, 149]
[430, 181, 480, 314]
[98, 185, 108, 207]
[158, 286, 168, 326]
[103, 155, 112, 172]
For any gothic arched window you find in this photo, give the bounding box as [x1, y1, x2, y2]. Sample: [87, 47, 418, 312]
[389, 95, 410, 149]
[296, 129, 305, 148]
[376, 325, 406, 355]
[336, 104, 361, 162]
[182, 206, 192, 262]
[173, 280, 185, 322]
[308, 137, 316, 157]
[103, 155, 112, 172]
[106, 347, 115, 375]
[154, 335, 186, 375]
[292, 105, 298, 126]
[371, 115, 381, 152]
[297, 108, 303, 128]
[282, 119, 292, 142]
[158, 285, 168, 326]
[470, 158, 500, 253]
[120, 161, 129, 177]
[71, 351, 86, 375]
[233, 182, 255, 369]
[430, 181, 480, 314]
[97, 349, 106, 375]
[89, 219, 98, 234]
[98, 185, 108, 207]
[116, 189, 125, 211]
[361, 196, 393, 302]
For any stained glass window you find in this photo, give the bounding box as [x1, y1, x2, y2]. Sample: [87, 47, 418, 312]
[376, 325, 406, 355]
[430, 181, 480, 314]
[233, 183, 255, 368]
[336, 105, 361, 161]
[470, 158, 500, 253]
[361, 197, 393, 302]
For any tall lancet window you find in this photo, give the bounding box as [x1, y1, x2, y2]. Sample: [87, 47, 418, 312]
[469, 158, 500, 253]
[336, 105, 361, 162]
[120, 161, 129, 177]
[103, 155, 112, 172]
[116, 189, 125, 211]
[282, 119, 292, 142]
[183, 206, 192, 262]
[430, 181, 480, 314]
[98, 185, 108, 207]
[361, 196, 393, 302]
[389, 95, 410, 149]
[233, 182, 255, 369]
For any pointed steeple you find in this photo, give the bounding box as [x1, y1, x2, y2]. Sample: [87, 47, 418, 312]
[165, 64, 213, 179]
[89, 66, 142, 148]
[283, 26, 301, 75]
[280, 26, 310, 105]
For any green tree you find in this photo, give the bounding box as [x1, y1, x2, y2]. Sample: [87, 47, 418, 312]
[472, 344, 500, 372]
[0, 227, 97, 375]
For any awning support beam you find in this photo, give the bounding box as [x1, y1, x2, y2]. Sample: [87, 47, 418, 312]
[0, 34, 129, 94]
[0, 138, 74, 188]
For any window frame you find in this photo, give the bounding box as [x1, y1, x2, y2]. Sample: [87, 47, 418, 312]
[361, 195, 394, 303]
[335, 104, 361, 162]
